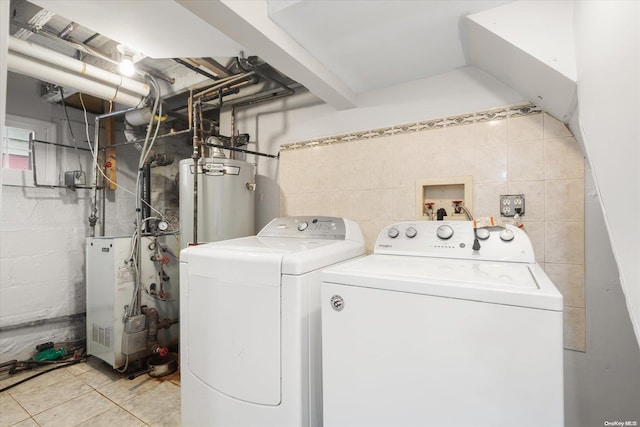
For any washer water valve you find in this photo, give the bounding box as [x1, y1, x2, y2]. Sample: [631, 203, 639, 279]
[424, 202, 435, 220]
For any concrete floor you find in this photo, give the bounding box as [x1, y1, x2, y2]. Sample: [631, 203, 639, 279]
[0, 356, 181, 427]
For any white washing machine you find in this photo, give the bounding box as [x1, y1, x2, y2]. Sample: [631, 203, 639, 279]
[180, 216, 364, 427]
[321, 221, 564, 427]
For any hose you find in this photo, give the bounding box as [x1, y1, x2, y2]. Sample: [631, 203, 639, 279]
[0, 357, 85, 393]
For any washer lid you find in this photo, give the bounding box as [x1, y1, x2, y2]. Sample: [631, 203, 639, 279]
[322, 255, 562, 311]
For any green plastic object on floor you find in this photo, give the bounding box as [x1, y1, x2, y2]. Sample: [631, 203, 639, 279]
[33, 347, 67, 361]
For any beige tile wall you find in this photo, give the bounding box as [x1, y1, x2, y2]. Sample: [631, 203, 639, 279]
[280, 112, 585, 351]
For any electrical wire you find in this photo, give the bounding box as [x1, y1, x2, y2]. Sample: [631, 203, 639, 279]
[115, 354, 130, 373]
[59, 87, 83, 173]
[80, 74, 163, 319]
[77, 92, 165, 219]
[131, 76, 162, 317]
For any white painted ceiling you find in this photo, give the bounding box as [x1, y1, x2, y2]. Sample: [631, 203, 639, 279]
[266, 0, 513, 94]
[28, 0, 513, 101]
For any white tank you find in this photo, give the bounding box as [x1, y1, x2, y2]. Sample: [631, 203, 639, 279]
[179, 157, 255, 249]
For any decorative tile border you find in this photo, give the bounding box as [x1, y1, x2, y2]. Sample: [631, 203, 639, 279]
[280, 102, 541, 151]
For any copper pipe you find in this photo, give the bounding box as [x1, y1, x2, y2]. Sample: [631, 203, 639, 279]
[193, 72, 255, 99]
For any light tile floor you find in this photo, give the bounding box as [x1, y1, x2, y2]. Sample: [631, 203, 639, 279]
[0, 357, 181, 427]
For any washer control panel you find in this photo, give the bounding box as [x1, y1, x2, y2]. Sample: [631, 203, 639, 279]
[375, 221, 535, 263]
[258, 216, 348, 240]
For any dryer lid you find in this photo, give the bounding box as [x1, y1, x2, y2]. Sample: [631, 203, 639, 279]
[182, 236, 364, 276]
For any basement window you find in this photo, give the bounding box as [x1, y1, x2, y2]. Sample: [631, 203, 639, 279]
[2, 114, 56, 186]
[2, 125, 32, 170]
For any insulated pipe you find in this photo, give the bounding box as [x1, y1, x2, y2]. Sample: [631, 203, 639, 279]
[9, 36, 149, 97]
[8, 52, 144, 107]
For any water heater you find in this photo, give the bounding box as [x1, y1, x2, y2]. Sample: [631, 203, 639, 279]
[179, 157, 255, 249]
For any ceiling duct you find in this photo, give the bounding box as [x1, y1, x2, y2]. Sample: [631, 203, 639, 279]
[7, 35, 150, 107]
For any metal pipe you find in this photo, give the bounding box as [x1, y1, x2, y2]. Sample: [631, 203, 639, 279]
[193, 72, 255, 99]
[191, 96, 200, 246]
[31, 138, 91, 152]
[139, 67, 175, 85]
[28, 135, 95, 189]
[13, 20, 118, 67]
[142, 163, 151, 232]
[98, 106, 144, 120]
[229, 90, 294, 154]
[200, 85, 244, 104]
[30, 133, 41, 188]
[57, 22, 76, 40]
[230, 104, 236, 160]
[237, 56, 294, 97]
[142, 306, 159, 342]
[233, 89, 294, 109]
[104, 128, 193, 149]
[229, 57, 295, 146]
[225, 147, 280, 159]
[101, 171, 106, 236]
[90, 107, 147, 236]
[173, 58, 220, 81]
[0, 312, 85, 333]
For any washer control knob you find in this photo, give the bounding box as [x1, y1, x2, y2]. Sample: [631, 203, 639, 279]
[499, 228, 515, 242]
[405, 227, 417, 238]
[437, 225, 454, 240]
[476, 228, 490, 240]
[388, 227, 400, 238]
[297, 221, 309, 231]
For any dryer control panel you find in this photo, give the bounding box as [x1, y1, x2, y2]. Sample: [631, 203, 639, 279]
[259, 216, 357, 240]
[374, 221, 535, 263]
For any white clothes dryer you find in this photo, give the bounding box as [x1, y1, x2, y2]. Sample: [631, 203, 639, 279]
[180, 216, 364, 427]
[321, 221, 564, 427]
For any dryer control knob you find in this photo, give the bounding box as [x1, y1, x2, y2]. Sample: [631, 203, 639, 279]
[405, 227, 417, 238]
[436, 225, 454, 240]
[499, 228, 515, 242]
[388, 227, 400, 238]
[297, 221, 309, 231]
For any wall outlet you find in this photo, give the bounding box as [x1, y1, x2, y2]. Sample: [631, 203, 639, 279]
[500, 194, 525, 217]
